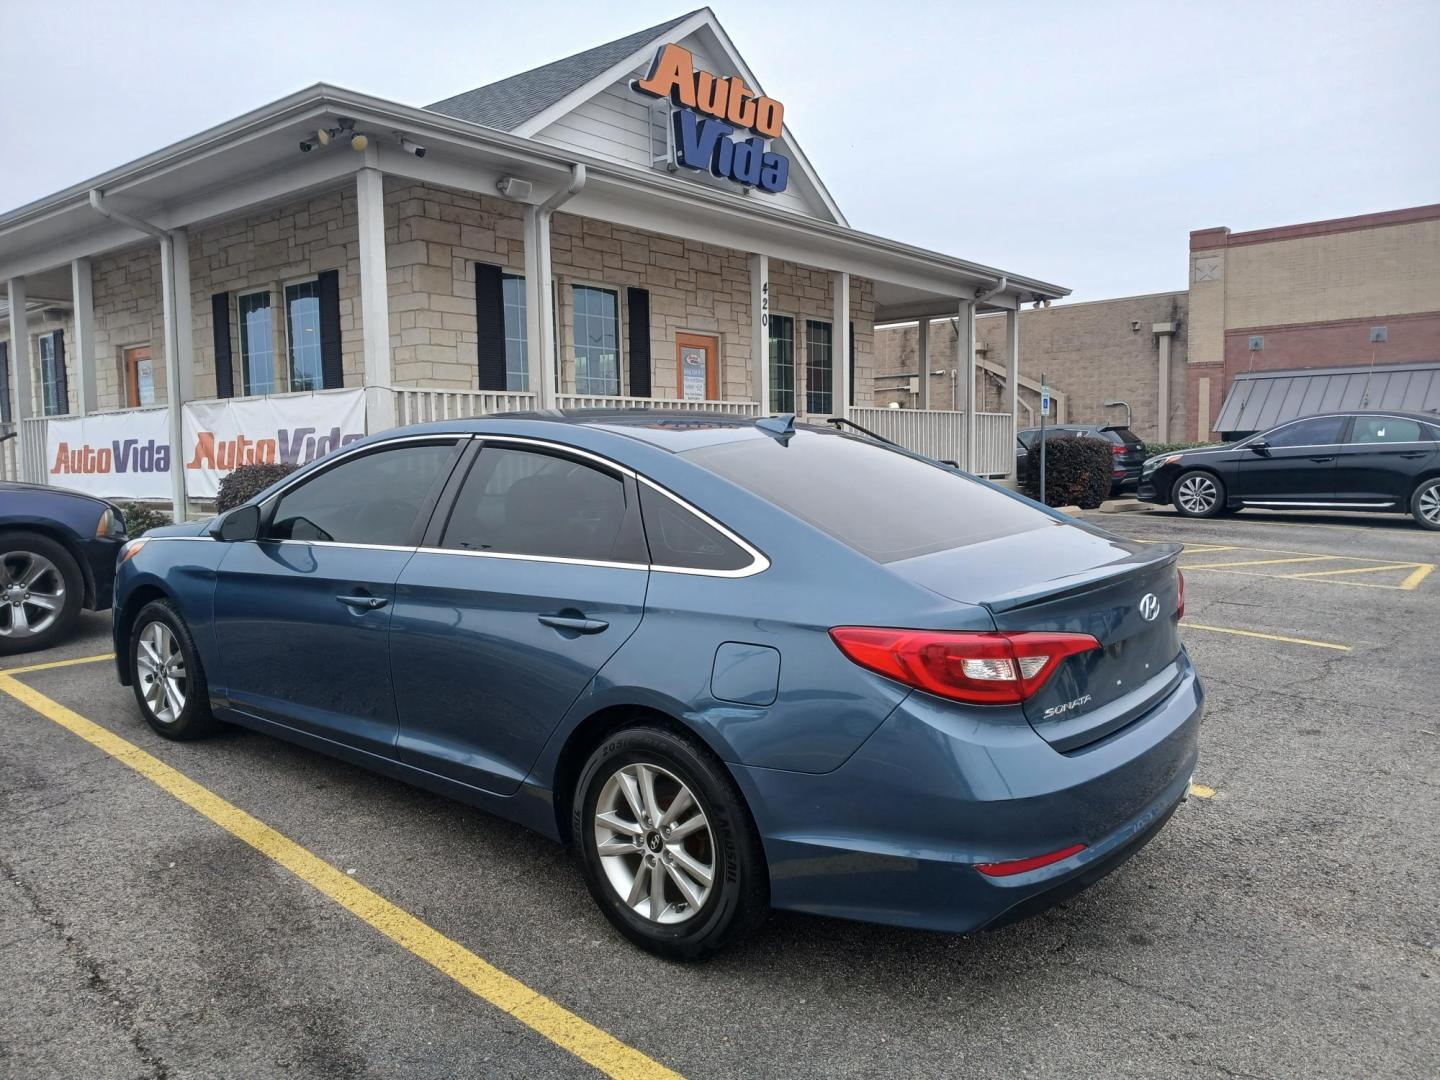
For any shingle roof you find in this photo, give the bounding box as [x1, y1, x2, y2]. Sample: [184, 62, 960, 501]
[1213, 360, 1440, 434]
[426, 11, 700, 132]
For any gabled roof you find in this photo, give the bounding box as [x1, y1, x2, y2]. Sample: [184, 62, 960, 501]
[427, 11, 700, 131]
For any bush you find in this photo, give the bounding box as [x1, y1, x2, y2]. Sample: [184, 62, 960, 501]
[1020, 435, 1112, 509]
[119, 502, 171, 537]
[1145, 440, 1220, 457]
[216, 463, 299, 512]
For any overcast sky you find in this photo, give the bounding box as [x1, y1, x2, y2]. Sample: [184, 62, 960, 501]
[1, 0, 1436, 301]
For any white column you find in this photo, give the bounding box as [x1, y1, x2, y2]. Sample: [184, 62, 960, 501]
[70, 259, 99, 415]
[915, 318, 930, 409]
[7, 277, 33, 420]
[749, 253, 769, 412]
[957, 298, 977, 470]
[158, 236, 187, 513]
[1005, 308, 1021, 477]
[168, 230, 195, 403]
[356, 166, 395, 431]
[523, 205, 558, 409]
[833, 271, 851, 417]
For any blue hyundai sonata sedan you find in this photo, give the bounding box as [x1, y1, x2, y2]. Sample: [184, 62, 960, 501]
[112, 412, 1202, 958]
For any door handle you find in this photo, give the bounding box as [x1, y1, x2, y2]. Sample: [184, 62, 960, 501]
[1308, 455, 1335, 463]
[337, 594, 389, 611]
[538, 614, 609, 634]
[1398, 451, 1427, 459]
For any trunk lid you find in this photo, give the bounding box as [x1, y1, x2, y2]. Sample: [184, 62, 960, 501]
[893, 522, 1183, 751]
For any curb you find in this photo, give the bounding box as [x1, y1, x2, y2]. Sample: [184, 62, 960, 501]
[1099, 498, 1151, 514]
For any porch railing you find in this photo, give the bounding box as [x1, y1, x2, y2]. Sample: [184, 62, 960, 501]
[845, 407, 1015, 477]
[393, 388, 538, 425]
[556, 394, 761, 415]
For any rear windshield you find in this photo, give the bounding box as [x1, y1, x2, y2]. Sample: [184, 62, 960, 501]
[682, 431, 1051, 563]
[1102, 427, 1142, 445]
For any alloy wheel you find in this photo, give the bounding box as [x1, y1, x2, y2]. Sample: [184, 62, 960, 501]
[0, 551, 65, 640]
[1420, 484, 1440, 526]
[593, 762, 715, 925]
[136, 621, 187, 724]
[1177, 475, 1218, 514]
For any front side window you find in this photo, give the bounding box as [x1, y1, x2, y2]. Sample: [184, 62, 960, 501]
[269, 442, 457, 545]
[769, 315, 795, 413]
[503, 274, 528, 391]
[441, 445, 643, 563]
[38, 333, 65, 416]
[1263, 416, 1346, 448]
[571, 285, 620, 395]
[1348, 417, 1424, 444]
[284, 280, 323, 392]
[238, 291, 275, 396]
[805, 320, 833, 415]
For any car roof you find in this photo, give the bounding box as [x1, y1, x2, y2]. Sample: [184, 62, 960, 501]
[387, 410, 798, 453]
[1269, 409, 1440, 426]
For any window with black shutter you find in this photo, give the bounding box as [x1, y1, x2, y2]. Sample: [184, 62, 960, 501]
[0, 341, 11, 424]
[475, 263, 506, 391]
[317, 269, 343, 389]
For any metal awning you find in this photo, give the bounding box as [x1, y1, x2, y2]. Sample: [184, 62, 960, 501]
[1213, 361, 1440, 434]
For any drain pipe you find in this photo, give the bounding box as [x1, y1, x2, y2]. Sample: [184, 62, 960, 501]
[88, 190, 186, 516]
[527, 164, 587, 408]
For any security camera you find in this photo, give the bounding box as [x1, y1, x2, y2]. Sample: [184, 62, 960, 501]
[398, 136, 427, 159]
[1130, 320, 1141, 331]
[299, 140, 313, 153]
[496, 176, 534, 200]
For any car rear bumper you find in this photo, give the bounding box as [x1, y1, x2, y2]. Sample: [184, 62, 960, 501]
[730, 651, 1203, 933]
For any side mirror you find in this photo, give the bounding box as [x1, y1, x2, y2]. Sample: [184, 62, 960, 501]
[1248, 438, 1270, 453]
[209, 504, 261, 541]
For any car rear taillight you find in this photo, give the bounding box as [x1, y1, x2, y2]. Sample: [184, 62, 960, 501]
[1177, 570, 1185, 620]
[829, 627, 1101, 705]
[976, 843, 1087, 877]
[1111, 444, 1126, 455]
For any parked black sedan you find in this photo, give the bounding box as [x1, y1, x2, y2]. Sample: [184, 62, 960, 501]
[1139, 411, 1440, 529]
[1017, 424, 1148, 493]
[0, 482, 129, 653]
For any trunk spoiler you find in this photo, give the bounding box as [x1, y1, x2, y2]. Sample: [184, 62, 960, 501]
[981, 543, 1182, 614]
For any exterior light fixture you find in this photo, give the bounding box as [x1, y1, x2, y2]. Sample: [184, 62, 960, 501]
[496, 176, 534, 200]
[350, 132, 369, 152]
[316, 128, 332, 147]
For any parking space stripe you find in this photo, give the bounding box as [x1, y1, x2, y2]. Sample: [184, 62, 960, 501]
[0, 664, 683, 1080]
[1180, 555, 1337, 570]
[1182, 623, 1352, 651]
[1285, 562, 1419, 579]
[1400, 564, 1436, 590]
[2, 652, 117, 676]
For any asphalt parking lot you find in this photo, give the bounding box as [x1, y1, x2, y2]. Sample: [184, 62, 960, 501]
[2, 508, 1437, 1080]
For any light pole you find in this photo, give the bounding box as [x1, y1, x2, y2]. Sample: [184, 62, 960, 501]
[1104, 399, 1132, 429]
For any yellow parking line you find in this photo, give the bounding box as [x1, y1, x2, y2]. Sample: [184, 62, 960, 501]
[1181, 555, 1337, 570]
[1, 652, 116, 676]
[1401, 564, 1436, 590]
[0, 669, 681, 1080]
[1285, 562, 1419, 579]
[1182, 623, 1352, 652]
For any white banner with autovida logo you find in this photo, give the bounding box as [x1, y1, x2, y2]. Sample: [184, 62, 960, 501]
[181, 389, 366, 499]
[44, 408, 173, 500]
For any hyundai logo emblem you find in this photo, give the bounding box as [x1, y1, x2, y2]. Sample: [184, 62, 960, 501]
[1139, 593, 1160, 622]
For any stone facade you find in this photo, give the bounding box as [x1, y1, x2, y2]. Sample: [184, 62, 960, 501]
[874, 291, 1188, 442]
[18, 176, 878, 421]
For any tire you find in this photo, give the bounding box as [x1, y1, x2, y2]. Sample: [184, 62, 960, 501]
[128, 600, 221, 740]
[572, 724, 768, 960]
[1172, 470, 1227, 518]
[0, 532, 84, 656]
[1411, 477, 1440, 531]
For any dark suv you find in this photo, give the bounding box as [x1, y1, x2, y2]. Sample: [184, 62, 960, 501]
[1138, 411, 1440, 529]
[1017, 425, 1148, 494]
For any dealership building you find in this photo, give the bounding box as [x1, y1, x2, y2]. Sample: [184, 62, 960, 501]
[0, 8, 1067, 509]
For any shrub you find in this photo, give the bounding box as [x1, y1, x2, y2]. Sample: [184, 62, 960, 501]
[216, 463, 299, 512]
[119, 502, 171, 537]
[1146, 440, 1221, 457]
[1020, 435, 1112, 509]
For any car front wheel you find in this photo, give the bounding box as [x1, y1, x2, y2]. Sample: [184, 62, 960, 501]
[128, 600, 221, 740]
[1411, 477, 1440, 531]
[0, 532, 83, 655]
[1172, 470, 1226, 518]
[573, 725, 768, 959]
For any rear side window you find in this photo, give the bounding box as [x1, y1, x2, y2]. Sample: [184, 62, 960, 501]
[269, 442, 457, 545]
[440, 445, 645, 564]
[1349, 417, 1424, 444]
[1104, 427, 1142, 445]
[638, 483, 753, 572]
[1263, 416, 1346, 448]
[685, 431, 1051, 564]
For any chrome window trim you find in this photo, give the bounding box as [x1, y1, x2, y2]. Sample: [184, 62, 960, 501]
[258, 432, 468, 505]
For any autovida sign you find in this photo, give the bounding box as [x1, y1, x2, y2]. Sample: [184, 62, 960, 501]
[632, 43, 790, 194]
